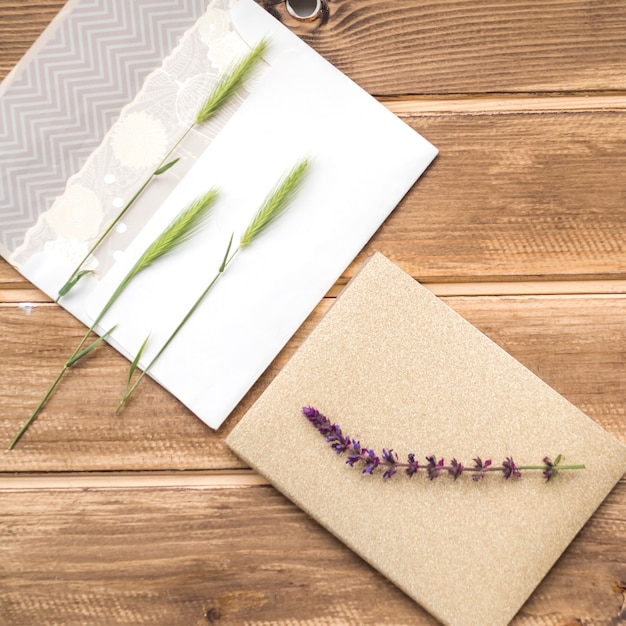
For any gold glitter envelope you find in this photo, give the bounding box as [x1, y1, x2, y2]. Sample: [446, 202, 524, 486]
[226, 252, 626, 626]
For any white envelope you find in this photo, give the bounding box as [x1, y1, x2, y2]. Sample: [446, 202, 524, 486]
[10, 0, 437, 429]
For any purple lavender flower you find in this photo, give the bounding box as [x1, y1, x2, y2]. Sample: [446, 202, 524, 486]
[362, 448, 380, 474]
[472, 457, 492, 481]
[332, 435, 352, 454]
[406, 453, 420, 477]
[542, 455, 561, 482]
[302, 406, 318, 420]
[448, 458, 464, 480]
[502, 457, 521, 480]
[382, 448, 396, 463]
[426, 455, 445, 480]
[302, 407, 584, 483]
[303, 406, 331, 436]
[326, 423, 351, 454]
[346, 440, 363, 467]
[382, 448, 399, 479]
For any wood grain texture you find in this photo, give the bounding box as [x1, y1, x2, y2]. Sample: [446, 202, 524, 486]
[276, 0, 626, 96]
[1, 2, 625, 624]
[1, 483, 624, 625]
[2, 293, 624, 470]
[351, 109, 626, 283]
[2, 1, 626, 95]
[2, 105, 626, 288]
[0, 1, 64, 79]
[2, 2, 626, 285]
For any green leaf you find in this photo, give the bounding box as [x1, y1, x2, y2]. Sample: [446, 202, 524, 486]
[126, 333, 151, 389]
[57, 269, 94, 299]
[219, 233, 235, 272]
[65, 325, 116, 367]
[154, 157, 181, 176]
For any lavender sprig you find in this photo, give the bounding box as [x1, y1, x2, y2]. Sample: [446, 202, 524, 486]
[303, 407, 585, 482]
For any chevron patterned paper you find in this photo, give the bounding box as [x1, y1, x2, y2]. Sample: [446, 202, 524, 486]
[0, 0, 210, 257]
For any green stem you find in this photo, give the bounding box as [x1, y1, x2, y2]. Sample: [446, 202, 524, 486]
[516, 464, 586, 471]
[56, 42, 268, 302]
[67, 269, 134, 363]
[8, 366, 69, 450]
[56, 177, 149, 302]
[388, 463, 585, 472]
[56, 125, 194, 302]
[116, 238, 239, 411]
[9, 260, 141, 448]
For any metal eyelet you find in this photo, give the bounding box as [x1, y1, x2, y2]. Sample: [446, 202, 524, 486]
[285, 0, 322, 21]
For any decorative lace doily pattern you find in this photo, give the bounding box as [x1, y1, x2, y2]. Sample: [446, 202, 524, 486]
[11, 0, 263, 281]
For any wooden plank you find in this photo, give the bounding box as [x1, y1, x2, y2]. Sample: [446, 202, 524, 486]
[385, 94, 626, 115]
[0, 470, 268, 489]
[273, 0, 626, 96]
[2, 5, 626, 284]
[0, 261, 51, 302]
[348, 108, 626, 282]
[2, 105, 626, 287]
[2, 1, 626, 96]
[0, 1, 64, 79]
[1, 482, 624, 624]
[6, 256, 626, 302]
[0, 260, 24, 287]
[1, 293, 624, 471]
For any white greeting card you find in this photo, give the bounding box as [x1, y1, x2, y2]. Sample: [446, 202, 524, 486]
[1, 0, 437, 429]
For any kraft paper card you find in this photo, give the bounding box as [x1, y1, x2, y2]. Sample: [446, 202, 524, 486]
[0, 0, 437, 430]
[226, 252, 626, 626]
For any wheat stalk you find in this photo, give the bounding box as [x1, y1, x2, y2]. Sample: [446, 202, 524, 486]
[56, 40, 268, 301]
[116, 158, 309, 411]
[9, 189, 218, 449]
[195, 39, 268, 123]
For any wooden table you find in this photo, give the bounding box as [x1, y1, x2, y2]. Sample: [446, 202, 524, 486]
[1, 1, 625, 624]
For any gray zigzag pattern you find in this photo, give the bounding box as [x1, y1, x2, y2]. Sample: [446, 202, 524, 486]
[0, 0, 209, 254]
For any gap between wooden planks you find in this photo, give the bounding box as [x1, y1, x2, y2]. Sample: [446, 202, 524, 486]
[3, 281, 626, 306]
[0, 470, 269, 490]
[1, 469, 623, 491]
[383, 93, 626, 115]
